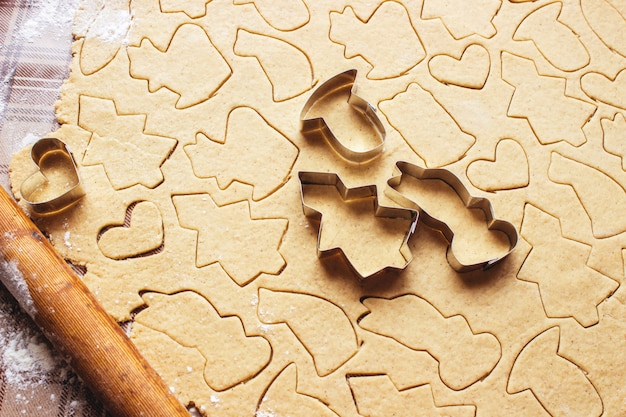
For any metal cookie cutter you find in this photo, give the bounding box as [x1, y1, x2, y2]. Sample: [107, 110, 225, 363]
[300, 69, 385, 163]
[299, 171, 418, 279]
[20, 137, 86, 215]
[385, 161, 518, 272]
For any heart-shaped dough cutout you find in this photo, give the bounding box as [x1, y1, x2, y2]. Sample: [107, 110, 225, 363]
[98, 201, 164, 260]
[20, 138, 85, 214]
[467, 139, 529, 191]
[429, 44, 490, 89]
[581, 69, 626, 110]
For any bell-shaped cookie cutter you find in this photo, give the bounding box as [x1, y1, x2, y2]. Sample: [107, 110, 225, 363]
[298, 171, 418, 279]
[20, 137, 86, 215]
[300, 69, 385, 163]
[385, 161, 518, 272]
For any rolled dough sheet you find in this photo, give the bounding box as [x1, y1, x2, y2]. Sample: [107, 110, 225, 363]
[8, 0, 626, 416]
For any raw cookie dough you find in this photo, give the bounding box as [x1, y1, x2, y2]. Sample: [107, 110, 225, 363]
[9, 0, 626, 415]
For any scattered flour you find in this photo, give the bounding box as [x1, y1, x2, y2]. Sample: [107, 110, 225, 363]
[0, 293, 69, 388]
[73, 0, 134, 45]
[0, 67, 16, 120]
[188, 405, 204, 416]
[17, 0, 77, 43]
[19, 133, 41, 149]
[64, 231, 72, 249]
[258, 323, 271, 333]
[0, 257, 74, 396]
[88, 8, 132, 44]
[3, 334, 56, 385]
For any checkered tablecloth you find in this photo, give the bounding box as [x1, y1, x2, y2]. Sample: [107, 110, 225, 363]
[0, 1, 107, 415]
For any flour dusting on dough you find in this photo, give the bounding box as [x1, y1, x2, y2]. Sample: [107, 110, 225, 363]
[88, 9, 132, 44]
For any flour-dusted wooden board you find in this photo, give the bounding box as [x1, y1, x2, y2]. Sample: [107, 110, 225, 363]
[9, 0, 626, 415]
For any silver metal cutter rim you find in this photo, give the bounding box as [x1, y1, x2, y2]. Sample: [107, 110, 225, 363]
[300, 69, 386, 164]
[385, 161, 519, 273]
[298, 170, 418, 279]
[20, 137, 86, 215]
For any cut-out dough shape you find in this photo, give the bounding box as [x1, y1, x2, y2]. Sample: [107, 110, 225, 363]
[233, 0, 310, 31]
[421, 0, 501, 39]
[79, 0, 131, 75]
[601, 112, 626, 170]
[329, 2, 425, 79]
[502, 53, 595, 147]
[429, 43, 490, 89]
[386, 162, 517, 272]
[348, 375, 476, 417]
[258, 289, 358, 376]
[135, 291, 272, 391]
[256, 364, 340, 417]
[558, 305, 626, 416]
[128, 23, 232, 108]
[581, 69, 626, 110]
[466, 138, 529, 191]
[300, 172, 417, 279]
[549, 152, 626, 238]
[518, 204, 618, 327]
[345, 334, 439, 391]
[98, 201, 164, 260]
[172, 194, 287, 286]
[587, 237, 626, 280]
[185, 106, 299, 201]
[131, 323, 213, 404]
[159, 0, 210, 18]
[508, 327, 603, 417]
[581, 0, 626, 58]
[124, 0, 189, 49]
[359, 295, 501, 390]
[233, 29, 314, 102]
[79, 96, 177, 190]
[513, 2, 589, 72]
[379, 83, 475, 167]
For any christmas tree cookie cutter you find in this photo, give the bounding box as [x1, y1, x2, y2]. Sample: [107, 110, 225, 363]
[298, 171, 418, 279]
[20, 137, 86, 215]
[385, 161, 518, 272]
[300, 69, 385, 163]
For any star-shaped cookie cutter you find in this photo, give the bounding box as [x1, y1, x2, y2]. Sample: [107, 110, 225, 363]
[300, 69, 385, 163]
[20, 137, 86, 215]
[385, 161, 518, 272]
[298, 171, 418, 279]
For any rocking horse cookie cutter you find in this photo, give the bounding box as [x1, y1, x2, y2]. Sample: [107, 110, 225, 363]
[385, 161, 519, 272]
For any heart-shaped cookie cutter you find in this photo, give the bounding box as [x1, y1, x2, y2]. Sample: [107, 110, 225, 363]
[385, 161, 518, 272]
[20, 137, 86, 215]
[300, 69, 385, 163]
[298, 171, 418, 279]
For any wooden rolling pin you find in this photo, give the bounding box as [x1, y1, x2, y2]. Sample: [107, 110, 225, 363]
[0, 186, 190, 417]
